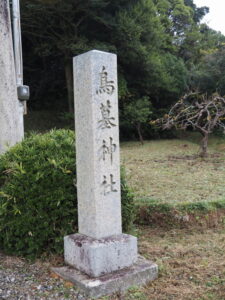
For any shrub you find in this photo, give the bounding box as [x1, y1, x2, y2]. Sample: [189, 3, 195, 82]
[0, 129, 134, 258]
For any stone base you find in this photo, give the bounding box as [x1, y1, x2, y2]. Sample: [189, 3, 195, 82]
[52, 256, 158, 298]
[64, 233, 137, 277]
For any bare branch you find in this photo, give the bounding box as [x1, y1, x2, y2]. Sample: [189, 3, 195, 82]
[150, 92, 225, 157]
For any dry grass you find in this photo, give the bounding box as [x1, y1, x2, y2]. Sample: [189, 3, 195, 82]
[138, 226, 225, 300]
[120, 134, 225, 204]
[103, 226, 225, 300]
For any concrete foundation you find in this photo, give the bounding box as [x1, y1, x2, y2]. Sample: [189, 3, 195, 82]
[52, 256, 158, 298]
[64, 233, 138, 277]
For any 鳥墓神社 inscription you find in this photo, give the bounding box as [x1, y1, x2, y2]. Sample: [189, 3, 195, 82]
[96, 66, 115, 95]
[102, 174, 117, 195]
[102, 137, 116, 164]
[73, 50, 122, 238]
[98, 100, 116, 129]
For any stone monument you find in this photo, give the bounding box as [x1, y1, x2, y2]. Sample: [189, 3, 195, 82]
[53, 50, 158, 298]
[0, 0, 24, 154]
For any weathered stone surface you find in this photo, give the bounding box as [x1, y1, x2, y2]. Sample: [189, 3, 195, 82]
[52, 256, 158, 298]
[0, 0, 24, 154]
[61, 50, 158, 297]
[74, 50, 122, 239]
[64, 234, 138, 277]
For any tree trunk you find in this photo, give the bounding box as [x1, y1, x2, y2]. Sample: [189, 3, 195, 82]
[0, 0, 24, 154]
[65, 59, 74, 113]
[136, 123, 144, 145]
[200, 132, 209, 158]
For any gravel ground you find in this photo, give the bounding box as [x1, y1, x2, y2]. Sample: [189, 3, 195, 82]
[0, 252, 88, 300]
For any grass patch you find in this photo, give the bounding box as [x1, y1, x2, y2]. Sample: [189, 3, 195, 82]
[121, 133, 225, 204]
[135, 198, 225, 228]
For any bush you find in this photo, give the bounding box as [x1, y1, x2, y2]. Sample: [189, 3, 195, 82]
[0, 129, 134, 258]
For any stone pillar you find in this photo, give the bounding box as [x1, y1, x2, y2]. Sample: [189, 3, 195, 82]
[75, 50, 122, 239]
[65, 50, 137, 276]
[0, 0, 24, 154]
[53, 50, 158, 298]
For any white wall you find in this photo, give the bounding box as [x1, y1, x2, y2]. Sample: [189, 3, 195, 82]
[0, 0, 24, 154]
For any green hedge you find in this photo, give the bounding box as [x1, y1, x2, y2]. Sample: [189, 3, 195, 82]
[0, 129, 134, 258]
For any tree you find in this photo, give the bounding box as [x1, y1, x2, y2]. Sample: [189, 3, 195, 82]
[151, 93, 225, 157]
[113, 0, 188, 111]
[21, 0, 189, 115]
[184, 0, 209, 23]
[122, 96, 152, 144]
[191, 46, 225, 95]
[19, 0, 225, 141]
[21, 0, 136, 112]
